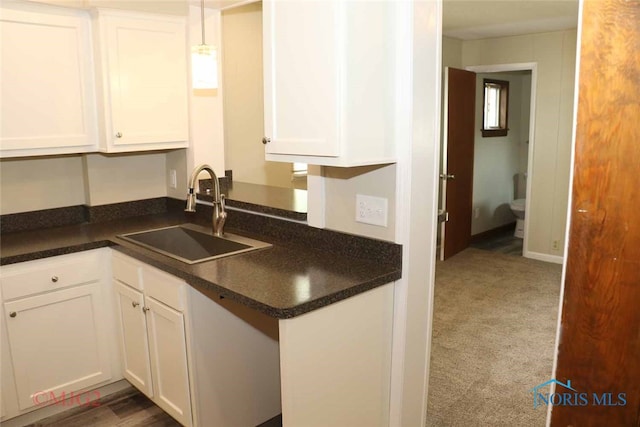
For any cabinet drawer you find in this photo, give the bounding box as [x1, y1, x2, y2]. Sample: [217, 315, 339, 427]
[112, 252, 143, 291]
[143, 266, 185, 311]
[0, 251, 102, 301]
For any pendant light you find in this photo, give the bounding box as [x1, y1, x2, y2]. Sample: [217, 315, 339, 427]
[192, 0, 218, 89]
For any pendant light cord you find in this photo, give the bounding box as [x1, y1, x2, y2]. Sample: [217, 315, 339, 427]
[200, 0, 206, 46]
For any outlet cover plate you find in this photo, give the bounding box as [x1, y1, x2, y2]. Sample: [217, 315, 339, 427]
[356, 194, 388, 227]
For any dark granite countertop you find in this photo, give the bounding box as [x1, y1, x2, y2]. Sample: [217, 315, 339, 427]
[0, 207, 400, 319]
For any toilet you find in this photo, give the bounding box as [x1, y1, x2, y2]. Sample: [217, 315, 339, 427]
[510, 198, 526, 238]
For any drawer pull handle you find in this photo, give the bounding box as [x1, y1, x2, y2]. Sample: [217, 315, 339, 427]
[9, 312, 17, 318]
[142, 306, 150, 313]
[51, 276, 59, 283]
[132, 301, 140, 308]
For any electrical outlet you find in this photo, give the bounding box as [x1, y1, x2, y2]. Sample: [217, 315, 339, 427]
[552, 240, 560, 251]
[355, 194, 388, 227]
[169, 169, 177, 189]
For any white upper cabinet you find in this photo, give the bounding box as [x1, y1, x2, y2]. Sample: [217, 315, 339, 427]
[262, 0, 399, 167]
[92, 9, 189, 152]
[0, 1, 98, 158]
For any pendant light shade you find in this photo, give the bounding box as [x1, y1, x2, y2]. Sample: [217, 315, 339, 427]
[192, 0, 218, 89]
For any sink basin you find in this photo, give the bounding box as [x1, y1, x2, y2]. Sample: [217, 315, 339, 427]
[118, 225, 271, 264]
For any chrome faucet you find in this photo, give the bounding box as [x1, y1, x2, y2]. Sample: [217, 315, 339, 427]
[185, 164, 227, 237]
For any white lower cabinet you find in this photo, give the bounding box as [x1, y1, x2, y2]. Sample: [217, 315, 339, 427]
[112, 252, 193, 427]
[114, 282, 153, 397]
[1, 248, 284, 426]
[146, 296, 191, 423]
[0, 249, 120, 422]
[113, 251, 282, 427]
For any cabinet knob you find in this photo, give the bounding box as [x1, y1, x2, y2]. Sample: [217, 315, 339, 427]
[51, 276, 59, 283]
[115, 132, 123, 138]
[9, 312, 17, 318]
[262, 137, 270, 145]
[142, 306, 150, 313]
[132, 301, 140, 308]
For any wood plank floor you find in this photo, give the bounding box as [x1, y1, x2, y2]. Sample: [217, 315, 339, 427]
[24, 387, 181, 427]
[25, 386, 284, 427]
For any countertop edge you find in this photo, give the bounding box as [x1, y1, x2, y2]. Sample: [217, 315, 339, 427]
[111, 244, 400, 319]
[1, 239, 399, 320]
[0, 241, 114, 265]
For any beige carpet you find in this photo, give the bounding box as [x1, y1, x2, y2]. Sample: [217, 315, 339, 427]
[426, 248, 562, 427]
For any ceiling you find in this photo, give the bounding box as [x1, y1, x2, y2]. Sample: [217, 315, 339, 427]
[443, 0, 579, 40]
[191, 0, 579, 40]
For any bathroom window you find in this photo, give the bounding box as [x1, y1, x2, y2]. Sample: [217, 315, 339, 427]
[482, 79, 509, 137]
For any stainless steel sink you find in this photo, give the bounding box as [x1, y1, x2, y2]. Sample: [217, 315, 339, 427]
[118, 224, 271, 264]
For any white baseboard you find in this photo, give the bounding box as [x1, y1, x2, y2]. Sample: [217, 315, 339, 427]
[1, 380, 131, 427]
[524, 251, 564, 264]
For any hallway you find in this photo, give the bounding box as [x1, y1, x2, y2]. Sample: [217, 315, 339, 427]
[427, 248, 561, 426]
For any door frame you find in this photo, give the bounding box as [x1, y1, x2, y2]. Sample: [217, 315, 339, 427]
[464, 62, 538, 259]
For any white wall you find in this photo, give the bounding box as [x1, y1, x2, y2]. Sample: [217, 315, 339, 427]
[323, 164, 396, 242]
[471, 71, 530, 235]
[439, 36, 463, 218]
[187, 5, 225, 179]
[221, 2, 293, 189]
[166, 149, 188, 200]
[442, 36, 462, 68]
[0, 156, 86, 214]
[0, 152, 171, 215]
[462, 29, 577, 257]
[520, 73, 532, 182]
[82, 153, 167, 206]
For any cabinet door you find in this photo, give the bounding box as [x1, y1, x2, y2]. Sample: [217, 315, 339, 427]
[98, 12, 188, 151]
[146, 296, 192, 427]
[263, 0, 340, 157]
[3, 282, 111, 410]
[0, 308, 13, 419]
[114, 281, 153, 398]
[0, 4, 97, 158]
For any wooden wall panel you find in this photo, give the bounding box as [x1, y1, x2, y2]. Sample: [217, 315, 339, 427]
[552, 0, 640, 425]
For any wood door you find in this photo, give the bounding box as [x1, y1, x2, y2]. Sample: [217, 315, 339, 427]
[114, 281, 153, 398]
[551, 0, 640, 425]
[441, 67, 476, 260]
[145, 296, 192, 427]
[4, 283, 111, 410]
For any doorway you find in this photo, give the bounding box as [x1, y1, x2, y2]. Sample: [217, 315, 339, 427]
[440, 63, 537, 260]
[429, 55, 572, 425]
